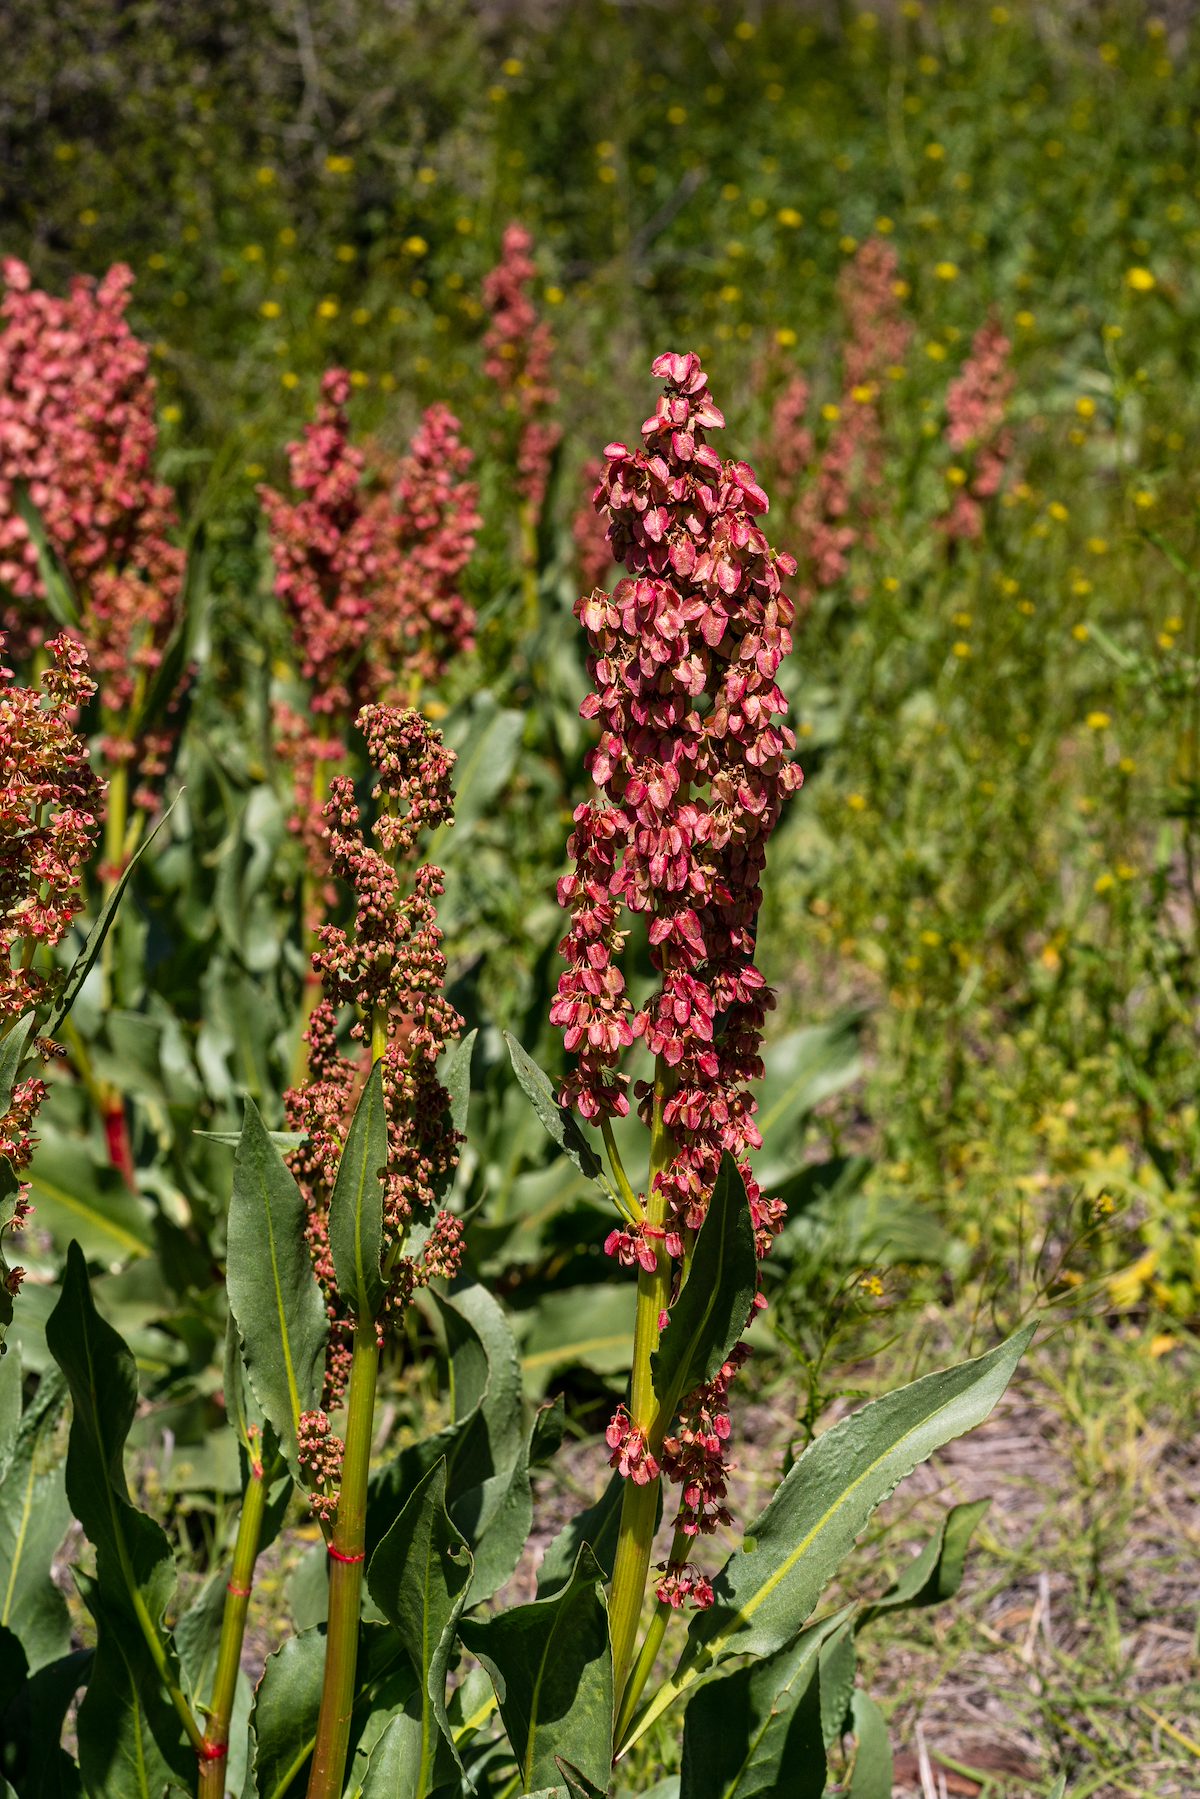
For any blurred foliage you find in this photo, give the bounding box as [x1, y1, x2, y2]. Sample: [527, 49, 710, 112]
[0, 3, 1197, 1789]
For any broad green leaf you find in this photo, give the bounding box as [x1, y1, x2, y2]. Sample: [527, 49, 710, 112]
[248, 1627, 324, 1799]
[858, 1498, 990, 1631]
[368, 1459, 473, 1793]
[520, 1285, 632, 1400]
[753, 1017, 864, 1185]
[75, 1571, 191, 1798]
[650, 1155, 757, 1436]
[249, 1625, 415, 1799]
[370, 1295, 528, 1604]
[845, 1689, 892, 1799]
[439, 1027, 477, 1147]
[503, 1033, 607, 1187]
[45, 800, 178, 1039]
[627, 1327, 1033, 1743]
[678, 1612, 849, 1799]
[432, 699, 525, 846]
[0, 1638, 88, 1799]
[45, 1245, 187, 1735]
[328, 1061, 388, 1321]
[369, 1284, 524, 1583]
[226, 1098, 327, 1482]
[818, 1620, 858, 1748]
[25, 1134, 153, 1264]
[439, 1285, 526, 1587]
[0, 1373, 71, 1671]
[466, 1401, 556, 1606]
[460, 1547, 613, 1796]
[0, 1343, 20, 1473]
[357, 1708, 422, 1799]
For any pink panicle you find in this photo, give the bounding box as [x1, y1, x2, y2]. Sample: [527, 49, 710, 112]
[769, 377, 814, 487]
[482, 223, 561, 518]
[263, 380, 478, 897]
[368, 402, 480, 690]
[555, 353, 802, 1587]
[0, 633, 104, 1292]
[285, 707, 464, 1425]
[939, 315, 1014, 541]
[0, 259, 185, 805]
[571, 456, 613, 591]
[260, 370, 378, 721]
[769, 239, 911, 598]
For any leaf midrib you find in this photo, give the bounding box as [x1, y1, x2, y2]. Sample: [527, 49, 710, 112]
[631, 1338, 1027, 1742]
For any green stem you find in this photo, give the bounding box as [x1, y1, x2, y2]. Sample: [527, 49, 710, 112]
[601, 1117, 642, 1222]
[606, 1059, 675, 1709]
[99, 744, 130, 1023]
[519, 501, 539, 640]
[198, 1455, 268, 1798]
[305, 1320, 379, 1799]
[614, 1525, 689, 1748]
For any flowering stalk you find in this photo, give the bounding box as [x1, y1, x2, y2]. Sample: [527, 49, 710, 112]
[551, 354, 801, 1708]
[0, 633, 104, 1329]
[482, 223, 561, 634]
[766, 238, 910, 599]
[261, 375, 477, 1078]
[0, 259, 186, 1184]
[938, 315, 1014, 541]
[290, 707, 464, 1799]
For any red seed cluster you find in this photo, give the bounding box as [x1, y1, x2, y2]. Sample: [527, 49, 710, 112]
[482, 223, 561, 518]
[939, 316, 1014, 541]
[260, 370, 383, 721]
[0, 634, 104, 1296]
[0, 260, 184, 810]
[554, 351, 800, 1230]
[772, 238, 912, 596]
[262, 376, 478, 889]
[286, 707, 465, 1422]
[368, 402, 480, 692]
[553, 353, 803, 1592]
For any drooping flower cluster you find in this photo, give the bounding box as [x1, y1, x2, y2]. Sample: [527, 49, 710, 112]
[0, 260, 185, 810]
[0, 634, 104, 1300]
[285, 706, 464, 1469]
[553, 353, 802, 1590]
[770, 239, 912, 597]
[368, 403, 480, 692]
[262, 378, 478, 890]
[482, 223, 561, 519]
[939, 316, 1014, 541]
